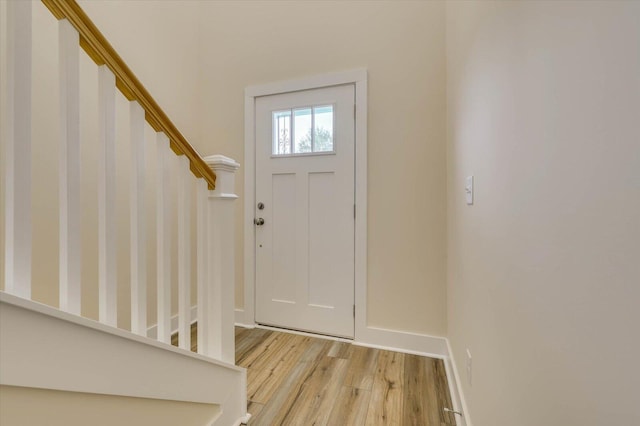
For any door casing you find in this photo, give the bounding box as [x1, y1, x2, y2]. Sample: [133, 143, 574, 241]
[243, 69, 368, 340]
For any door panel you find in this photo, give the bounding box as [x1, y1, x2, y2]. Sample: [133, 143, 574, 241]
[308, 171, 337, 308]
[255, 84, 355, 338]
[271, 173, 296, 303]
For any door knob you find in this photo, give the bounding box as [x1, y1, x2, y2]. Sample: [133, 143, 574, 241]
[254, 218, 265, 226]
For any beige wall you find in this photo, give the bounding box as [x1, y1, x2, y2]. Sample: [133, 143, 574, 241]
[77, 0, 201, 147]
[197, 0, 447, 335]
[0, 385, 220, 426]
[75, 0, 449, 336]
[0, 0, 6, 291]
[446, 1, 640, 425]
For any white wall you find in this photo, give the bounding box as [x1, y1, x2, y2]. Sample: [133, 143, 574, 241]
[446, 1, 640, 425]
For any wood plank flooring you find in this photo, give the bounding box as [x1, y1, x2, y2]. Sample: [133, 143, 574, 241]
[235, 327, 457, 426]
[174, 325, 457, 425]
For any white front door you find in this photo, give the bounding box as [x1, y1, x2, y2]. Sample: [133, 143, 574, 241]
[254, 84, 355, 338]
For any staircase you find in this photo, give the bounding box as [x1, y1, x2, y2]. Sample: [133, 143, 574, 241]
[0, 1, 248, 425]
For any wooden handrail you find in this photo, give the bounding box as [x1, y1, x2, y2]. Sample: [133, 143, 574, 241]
[41, 0, 216, 189]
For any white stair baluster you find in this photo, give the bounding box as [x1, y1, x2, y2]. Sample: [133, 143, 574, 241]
[156, 133, 172, 344]
[98, 65, 117, 327]
[206, 195, 221, 360]
[178, 156, 191, 350]
[130, 101, 146, 335]
[3, 0, 32, 299]
[58, 19, 81, 315]
[196, 179, 209, 356]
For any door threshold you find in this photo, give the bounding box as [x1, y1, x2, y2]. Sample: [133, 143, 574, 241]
[254, 323, 354, 343]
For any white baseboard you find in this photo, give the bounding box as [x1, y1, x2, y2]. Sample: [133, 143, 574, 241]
[231, 413, 252, 426]
[146, 307, 255, 338]
[147, 305, 198, 339]
[444, 339, 472, 426]
[254, 323, 353, 343]
[237, 314, 448, 359]
[234, 309, 255, 328]
[355, 326, 449, 359]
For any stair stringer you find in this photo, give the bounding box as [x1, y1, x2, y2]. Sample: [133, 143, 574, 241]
[0, 292, 248, 426]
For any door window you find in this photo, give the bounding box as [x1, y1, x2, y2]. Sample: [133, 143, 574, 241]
[272, 105, 334, 156]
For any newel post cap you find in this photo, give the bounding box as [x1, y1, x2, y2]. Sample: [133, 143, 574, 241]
[203, 154, 240, 173]
[203, 154, 240, 198]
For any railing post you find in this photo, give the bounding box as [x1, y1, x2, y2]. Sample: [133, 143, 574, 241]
[3, 0, 32, 299]
[58, 19, 81, 315]
[196, 179, 209, 356]
[98, 65, 117, 327]
[130, 101, 147, 336]
[203, 155, 239, 364]
[156, 133, 172, 344]
[177, 155, 192, 350]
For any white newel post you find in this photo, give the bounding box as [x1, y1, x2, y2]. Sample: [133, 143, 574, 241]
[203, 155, 239, 364]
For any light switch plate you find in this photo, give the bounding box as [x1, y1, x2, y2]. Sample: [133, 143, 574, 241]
[465, 176, 474, 205]
[466, 348, 472, 386]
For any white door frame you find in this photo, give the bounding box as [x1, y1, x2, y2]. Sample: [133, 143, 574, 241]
[243, 69, 367, 340]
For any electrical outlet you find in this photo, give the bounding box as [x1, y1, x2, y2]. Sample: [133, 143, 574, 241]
[466, 348, 472, 386]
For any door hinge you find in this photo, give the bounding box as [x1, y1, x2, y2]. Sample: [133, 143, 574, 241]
[353, 305, 356, 317]
[353, 204, 356, 219]
[353, 104, 356, 119]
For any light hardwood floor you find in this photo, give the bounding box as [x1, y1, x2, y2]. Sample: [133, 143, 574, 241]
[175, 326, 457, 425]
